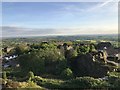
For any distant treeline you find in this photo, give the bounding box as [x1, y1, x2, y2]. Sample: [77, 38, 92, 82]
[2, 34, 118, 43]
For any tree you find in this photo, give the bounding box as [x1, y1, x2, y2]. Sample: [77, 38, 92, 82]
[66, 49, 78, 59]
[78, 45, 90, 54]
[89, 44, 96, 52]
[18, 52, 45, 75]
[8, 48, 16, 55]
[40, 43, 57, 50]
[15, 44, 30, 55]
[18, 48, 67, 75]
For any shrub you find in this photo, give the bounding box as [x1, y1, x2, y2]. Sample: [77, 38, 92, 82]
[32, 76, 108, 89]
[2, 71, 7, 80]
[65, 77, 108, 88]
[27, 71, 35, 82]
[3, 79, 43, 88]
[28, 71, 34, 79]
[55, 59, 67, 75]
[32, 76, 64, 89]
[60, 68, 73, 79]
[107, 72, 120, 88]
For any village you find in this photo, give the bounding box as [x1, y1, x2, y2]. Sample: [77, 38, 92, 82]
[1, 41, 120, 71]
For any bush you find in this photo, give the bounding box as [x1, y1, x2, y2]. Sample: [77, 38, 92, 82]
[65, 77, 108, 88]
[32, 76, 108, 89]
[107, 72, 120, 88]
[55, 59, 67, 75]
[28, 71, 34, 79]
[2, 79, 43, 88]
[60, 68, 73, 79]
[32, 76, 64, 89]
[28, 71, 34, 81]
[2, 71, 7, 80]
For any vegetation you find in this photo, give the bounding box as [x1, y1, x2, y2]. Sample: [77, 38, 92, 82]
[1, 35, 120, 89]
[2, 71, 7, 80]
[60, 68, 73, 79]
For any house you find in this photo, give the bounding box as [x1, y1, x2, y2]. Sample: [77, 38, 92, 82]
[3, 64, 10, 68]
[97, 42, 120, 61]
[3, 55, 18, 61]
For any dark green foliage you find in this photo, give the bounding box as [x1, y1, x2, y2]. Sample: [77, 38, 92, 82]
[40, 43, 57, 49]
[32, 76, 63, 89]
[77, 45, 90, 54]
[2, 36, 120, 89]
[30, 43, 57, 50]
[32, 76, 108, 89]
[18, 52, 45, 75]
[89, 44, 97, 52]
[64, 77, 108, 88]
[107, 72, 120, 88]
[60, 68, 73, 79]
[66, 49, 78, 59]
[55, 59, 67, 75]
[18, 48, 66, 75]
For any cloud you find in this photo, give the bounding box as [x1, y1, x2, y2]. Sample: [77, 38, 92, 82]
[2, 26, 118, 37]
[61, 0, 117, 13]
[2, 26, 57, 37]
[53, 0, 118, 18]
[2, 1, 118, 37]
[87, 0, 118, 12]
[91, 0, 114, 9]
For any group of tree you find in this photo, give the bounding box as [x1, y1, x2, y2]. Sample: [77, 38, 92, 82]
[4, 41, 119, 79]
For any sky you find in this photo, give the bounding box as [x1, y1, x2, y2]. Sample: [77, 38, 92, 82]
[2, 1, 118, 37]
